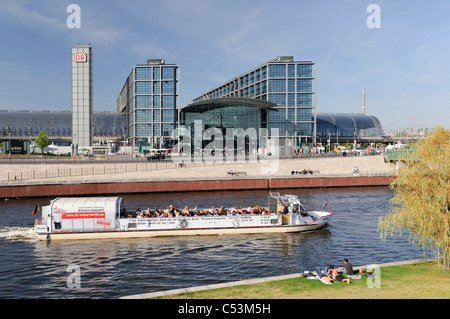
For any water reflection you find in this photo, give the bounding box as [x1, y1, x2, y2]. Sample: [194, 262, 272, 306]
[0, 187, 432, 298]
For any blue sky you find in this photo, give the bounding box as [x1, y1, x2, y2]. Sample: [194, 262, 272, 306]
[0, 0, 448, 132]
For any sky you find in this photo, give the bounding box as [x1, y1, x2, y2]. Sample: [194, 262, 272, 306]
[0, 0, 448, 133]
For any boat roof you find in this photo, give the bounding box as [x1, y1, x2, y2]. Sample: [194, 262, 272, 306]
[269, 192, 302, 205]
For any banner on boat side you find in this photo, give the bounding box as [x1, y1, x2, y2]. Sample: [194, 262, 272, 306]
[62, 212, 106, 219]
[53, 207, 105, 219]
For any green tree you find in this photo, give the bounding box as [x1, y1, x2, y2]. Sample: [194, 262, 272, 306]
[378, 126, 450, 269]
[35, 130, 50, 155]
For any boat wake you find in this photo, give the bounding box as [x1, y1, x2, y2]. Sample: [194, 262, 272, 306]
[0, 227, 39, 241]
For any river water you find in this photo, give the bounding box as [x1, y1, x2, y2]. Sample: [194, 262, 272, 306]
[0, 187, 431, 299]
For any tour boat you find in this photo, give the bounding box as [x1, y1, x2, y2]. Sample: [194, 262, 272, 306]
[33, 192, 333, 241]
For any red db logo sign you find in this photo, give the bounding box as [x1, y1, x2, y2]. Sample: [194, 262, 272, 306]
[74, 53, 87, 62]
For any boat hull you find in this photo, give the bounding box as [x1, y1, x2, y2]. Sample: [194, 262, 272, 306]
[36, 223, 328, 241]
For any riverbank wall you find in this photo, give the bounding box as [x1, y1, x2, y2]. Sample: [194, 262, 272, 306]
[0, 174, 395, 199]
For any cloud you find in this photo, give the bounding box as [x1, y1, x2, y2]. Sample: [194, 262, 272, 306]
[0, 1, 127, 46]
[1, 1, 66, 32]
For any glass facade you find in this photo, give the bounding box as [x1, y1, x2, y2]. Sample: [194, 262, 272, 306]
[116, 59, 179, 152]
[180, 98, 275, 153]
[192, 56, 315, 146]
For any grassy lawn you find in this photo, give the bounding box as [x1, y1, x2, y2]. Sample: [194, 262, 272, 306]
[158, 261, 450, 299]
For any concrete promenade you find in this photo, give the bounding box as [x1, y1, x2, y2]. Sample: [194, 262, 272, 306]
[1, 155, 395, 184]
[0, 155, 397, 198]
[120, 258, 437, 299]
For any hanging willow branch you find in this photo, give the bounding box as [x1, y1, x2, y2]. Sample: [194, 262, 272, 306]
[378, 127, 450, 270]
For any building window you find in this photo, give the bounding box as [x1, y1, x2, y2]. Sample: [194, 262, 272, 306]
[296, 123, 313, 136]
[162, 109, 173, 122]
[288, 79, 295, 92]
[255, 69, 260, 82]
[153, 68, 160, 80]
[287, 108, 295, 121]
[153, 109, 160, 122]
[153, 82, 160, 94]
[161, 123, 173, 136]
[297, 64, 313, 77]
[296, 108, 313, 121]
[268, 108, 286, 121]
[153, 124, 160, 136]
[135, 124, 152, 136]
[268, 94, 286, 107]
[269, 79, 286, 93]
[268, 64, 286, 78]
[297, 79, 313, 92]
[162, 67, 175, 80]
[162, 81, 175, 94]
[135, 95, 151, 108]
[136, 110, 152, 122]
[135, 81, 151, 94]
[288, 64, 296, 77]
[297, 94, 313, 107]
[135, 67, 151, 80]
[161, 95, 175, 108]
[288, 93, 295, 107]
[261, 66, 267, 79]
[153, 95, 160, 108]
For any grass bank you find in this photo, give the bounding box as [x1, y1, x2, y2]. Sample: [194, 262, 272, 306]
[157, 261, 449, 299]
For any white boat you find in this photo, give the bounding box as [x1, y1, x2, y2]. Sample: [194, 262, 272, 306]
[33, 192, 333, 241]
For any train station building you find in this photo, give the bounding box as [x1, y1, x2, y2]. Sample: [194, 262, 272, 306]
[0, 47, 387, 155]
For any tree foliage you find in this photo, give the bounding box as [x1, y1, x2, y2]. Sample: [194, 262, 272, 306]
[378, 127, 450, 269]
[35, 130, 50, 155]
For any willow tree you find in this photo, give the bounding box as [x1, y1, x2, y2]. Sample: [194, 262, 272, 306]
[378, 126, 450, 269]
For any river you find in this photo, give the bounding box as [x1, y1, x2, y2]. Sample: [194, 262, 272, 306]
[0, 187, 431, 298]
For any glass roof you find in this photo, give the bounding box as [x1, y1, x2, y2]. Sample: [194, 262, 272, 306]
[0, 111, 126, 137]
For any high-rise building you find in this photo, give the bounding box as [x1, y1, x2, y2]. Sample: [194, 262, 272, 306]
[72, 44, 93, 148]
[193, 56, 316, 146]
[117, 59, 179, 153]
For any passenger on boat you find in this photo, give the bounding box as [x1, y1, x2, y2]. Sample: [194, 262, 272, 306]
[182, 206, 191, 216]
[144, 207, 152, 217]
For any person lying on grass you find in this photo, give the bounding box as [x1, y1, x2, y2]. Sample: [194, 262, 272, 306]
[329, 268, 351, 284]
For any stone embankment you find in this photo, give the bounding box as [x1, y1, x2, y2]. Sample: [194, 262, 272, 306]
[0, 155, 397, 198]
